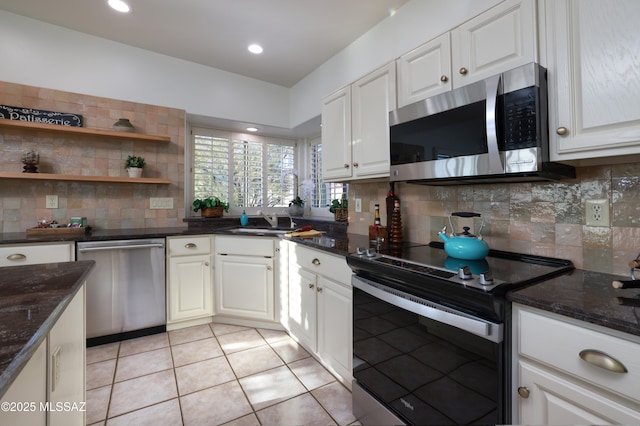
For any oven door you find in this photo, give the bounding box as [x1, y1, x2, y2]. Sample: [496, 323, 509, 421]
[352, 275, 505, 425]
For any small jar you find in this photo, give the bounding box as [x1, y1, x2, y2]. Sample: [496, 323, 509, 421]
[112, 118, 135, 132]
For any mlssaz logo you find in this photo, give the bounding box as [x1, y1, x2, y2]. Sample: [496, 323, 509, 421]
[400, 398, 415, 411]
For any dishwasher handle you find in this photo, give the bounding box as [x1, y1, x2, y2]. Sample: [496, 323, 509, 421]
[78, 243, 165, 252]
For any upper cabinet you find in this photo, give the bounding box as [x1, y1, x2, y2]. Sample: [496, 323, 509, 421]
[322, 62, 396, 182]
[397, 0, 536, 108]
[545, 0, 640, 162]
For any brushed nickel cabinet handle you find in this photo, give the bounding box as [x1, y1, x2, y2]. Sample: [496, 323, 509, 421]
[459, 67, 468, 75]
[312, 258, 321, 265]
[579, 349, 628, 373]
[185, 243, 197, 248]
[7, 253, 27, 261]
[517, 387, 530, 398]
[440, 75, 448, 82]
[556, 127, 568, 136]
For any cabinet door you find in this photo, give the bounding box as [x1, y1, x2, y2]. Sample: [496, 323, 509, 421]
[321, 86, 352, 181]
[546, 0, 640, 161]
[351, 62, 396, 179]
[48, 285, 85, 426]
[452, 0, 536, 87]
[288, 267, 317, 352]
[215, 255, 274, 321]
[317, 276, 352, 385]
[518, 361, 640, 425]
[168, 254, 212, 322]
[397, 33, 452, 107]
[0, 340, 47, 426]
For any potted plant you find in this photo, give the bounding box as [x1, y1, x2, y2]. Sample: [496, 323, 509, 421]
[288, 196, 305, 217]
[329, 198, 348, 222]
[124, 155, 145, 178]
[192, 196, 230, 218]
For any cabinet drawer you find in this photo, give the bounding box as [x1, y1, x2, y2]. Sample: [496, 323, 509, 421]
[215, 236, 274, 257]
[167, 236, 211, 256]
[0, 242, 73, 266]
[518, 307, 640, 404]
[294, 245, 352, 285]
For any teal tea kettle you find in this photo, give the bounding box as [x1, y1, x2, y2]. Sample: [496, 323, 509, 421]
[438, 212, 489, 260]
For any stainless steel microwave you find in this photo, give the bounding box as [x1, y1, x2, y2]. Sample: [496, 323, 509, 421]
[389, 63, 575, 184]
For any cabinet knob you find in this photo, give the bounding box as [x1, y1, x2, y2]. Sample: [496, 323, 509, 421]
[352, 162, 359, 168]
[343, 163, 350, 169]
[579, 349, 628, 373]
[185, 243, 197, 248]
[440, 75, 448, 82]
[556, 127, 568, 136]
[308, 283, 315, 289]
[204, 261, 209, 267]
[459, 67, 468, 75]
[312, 258, 321, 265]
[317, 287, 323, 293]
[267, 266, 272, 271]
[7, 253, 27, 261]
[517, 387, 530, 398]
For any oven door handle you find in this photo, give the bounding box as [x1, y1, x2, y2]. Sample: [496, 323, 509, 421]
[353, 276, 503, 343]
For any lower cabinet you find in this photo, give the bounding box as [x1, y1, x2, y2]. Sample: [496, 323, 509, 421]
[166, 236, 213, 326]
[214, 236, 276, 322]
[0, 242, 74, 266]
[513, 304, 640, 424]
[0, 284, 85, 426]
[287, 244, 353, 387]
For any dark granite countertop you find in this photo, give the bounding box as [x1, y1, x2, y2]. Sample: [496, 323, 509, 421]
[0, 260, 95, 399]
[508, 269, 640, 338]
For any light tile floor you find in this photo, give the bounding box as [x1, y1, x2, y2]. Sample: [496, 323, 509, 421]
[86, 323, 358, 425]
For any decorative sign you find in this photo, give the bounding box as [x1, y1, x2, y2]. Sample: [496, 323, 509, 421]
[0, 105, 83, 127]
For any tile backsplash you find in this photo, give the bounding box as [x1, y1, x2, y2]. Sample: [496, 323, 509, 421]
[0, 81, 187, 232]
[348, 164, 640, 276]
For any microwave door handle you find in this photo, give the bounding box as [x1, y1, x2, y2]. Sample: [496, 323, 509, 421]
[485, 74, 504, 174]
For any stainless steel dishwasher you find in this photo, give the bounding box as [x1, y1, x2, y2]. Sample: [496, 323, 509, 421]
[77, 238, 166, 346]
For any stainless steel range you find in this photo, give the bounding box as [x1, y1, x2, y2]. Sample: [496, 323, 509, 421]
[347, 241, 573, 425]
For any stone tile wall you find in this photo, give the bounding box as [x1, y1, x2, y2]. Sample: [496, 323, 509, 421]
[348, 164, 640, 276]
[0, 82, 186, 232]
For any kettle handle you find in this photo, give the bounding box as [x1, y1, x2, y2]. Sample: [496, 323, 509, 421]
[450, 212, 485, 236]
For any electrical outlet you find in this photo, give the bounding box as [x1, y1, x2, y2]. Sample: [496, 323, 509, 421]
[45, 195, 58, 209]
[586, 199, 610, 227]
[150, 197, 174, 209]
[355, 198, 362, 213]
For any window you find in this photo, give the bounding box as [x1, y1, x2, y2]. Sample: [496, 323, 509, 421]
[191, 128, 296, 213]
[308, 136, 347, 210]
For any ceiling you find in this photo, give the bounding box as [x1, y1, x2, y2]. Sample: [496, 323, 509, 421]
[0, 0, 407, 88]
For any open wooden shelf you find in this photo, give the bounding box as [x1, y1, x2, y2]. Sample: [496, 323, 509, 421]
[0, 119, 171, 143]
[0, 172, 171, 184]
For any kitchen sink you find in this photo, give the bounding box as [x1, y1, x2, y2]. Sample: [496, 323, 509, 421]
[228, 227, 289, 235]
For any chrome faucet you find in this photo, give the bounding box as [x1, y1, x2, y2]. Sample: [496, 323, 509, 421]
[258, 210, 278, 228]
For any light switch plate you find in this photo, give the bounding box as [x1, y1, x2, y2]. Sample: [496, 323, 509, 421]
[46, 194, 59, 209]
[150, 197, 173, 209]
[355, 198, 362, 213]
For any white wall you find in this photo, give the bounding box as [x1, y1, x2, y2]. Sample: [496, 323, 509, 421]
[289, 0, 502, 128]
[0, 10, 290, 129]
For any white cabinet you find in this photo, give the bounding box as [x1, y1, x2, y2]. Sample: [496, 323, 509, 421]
[544, 0, 640, 162]
[396, 0, 536, 107]
[322, 62, 396, 182]
[166, 236, 213, 326]
[287, 244, 353, 387]
[0, 284, 86, 426]
[0, 242, 74, 267]
[214, 236, 276, 322]
[452, 0, 536, 87]
[513, 304, 640, 425]
[397, 33, 452, 107]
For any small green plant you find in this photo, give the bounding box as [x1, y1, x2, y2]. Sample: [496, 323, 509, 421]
[192, 197, 230, 212]
[329, 198, 348, 213]
[289, 196, 304, 207]
[124, 155, 145, 169]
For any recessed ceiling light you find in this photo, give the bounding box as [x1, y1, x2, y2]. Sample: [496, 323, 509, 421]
[108, 0, 131, 13]
[246, 127, 259, 132]
[248, 44, 263, 54]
